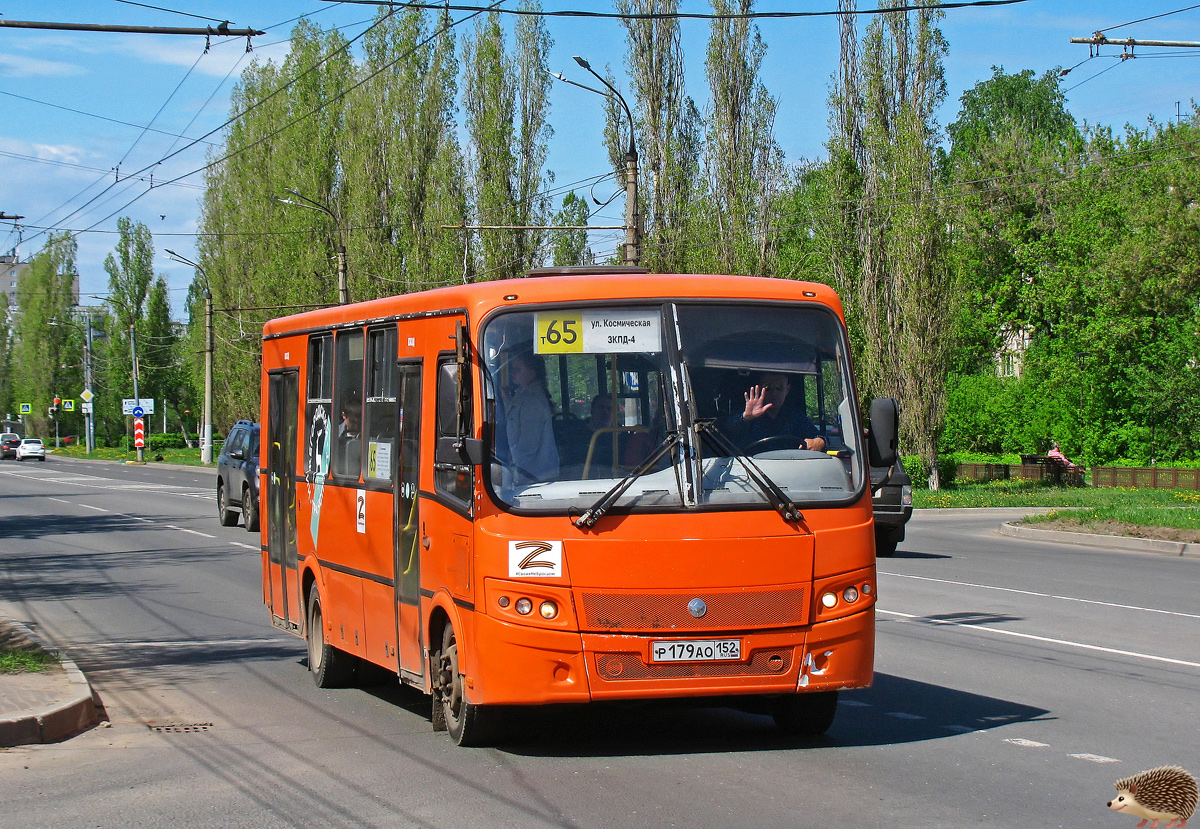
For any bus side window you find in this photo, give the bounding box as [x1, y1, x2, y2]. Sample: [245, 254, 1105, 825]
[305, 335, 333, 479]
[435, 356, 473, 506]
[333, 329, 365, 481]
[364, 326, 398, 485]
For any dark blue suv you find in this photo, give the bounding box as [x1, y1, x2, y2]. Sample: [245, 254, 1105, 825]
[217, 420, 260, 532]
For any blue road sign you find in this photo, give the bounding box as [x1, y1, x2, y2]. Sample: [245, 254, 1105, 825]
[132, 406, 144, 418]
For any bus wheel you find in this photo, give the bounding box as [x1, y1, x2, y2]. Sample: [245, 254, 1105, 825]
[217, 482, 238, 526]
[771, 691, 838, 737]
[242, 485, 260, 532]
[307, 583, 355, 688]
[435, 624, 496, 746]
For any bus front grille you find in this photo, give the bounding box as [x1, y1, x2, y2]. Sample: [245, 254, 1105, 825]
[578, 587, 807, 631]
[593, 648, 793, 680]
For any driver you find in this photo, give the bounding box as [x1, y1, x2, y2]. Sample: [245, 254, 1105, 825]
[728, 371, 826, 451]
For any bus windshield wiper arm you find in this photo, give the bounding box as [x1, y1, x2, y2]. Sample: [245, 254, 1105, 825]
[695, 420, 804, 523]
[573, 432, 682, 529]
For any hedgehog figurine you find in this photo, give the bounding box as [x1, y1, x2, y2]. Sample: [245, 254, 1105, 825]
[1108, 766, 1198, 828]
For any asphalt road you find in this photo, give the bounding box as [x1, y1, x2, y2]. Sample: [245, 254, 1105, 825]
[1, 457, 1197, 828]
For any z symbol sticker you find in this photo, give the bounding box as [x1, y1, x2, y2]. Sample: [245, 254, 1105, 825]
[509, 540, 563, 578]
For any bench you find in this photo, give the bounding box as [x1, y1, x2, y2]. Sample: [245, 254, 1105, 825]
[1020, 454, 1085, 486]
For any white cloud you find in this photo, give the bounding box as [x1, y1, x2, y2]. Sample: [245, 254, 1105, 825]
[0, 53, 85, 78]
[116, 34, 290, 79]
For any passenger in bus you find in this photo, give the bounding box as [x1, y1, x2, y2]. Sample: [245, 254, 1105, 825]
[336, 390, 363, 477]
[728, 371, 826, 451]
[501, 352, 559, 485]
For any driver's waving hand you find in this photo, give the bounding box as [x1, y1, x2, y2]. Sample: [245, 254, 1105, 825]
[729, 371, 826, 451]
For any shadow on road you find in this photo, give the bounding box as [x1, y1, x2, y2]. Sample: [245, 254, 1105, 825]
[352, 670, 1052, 758]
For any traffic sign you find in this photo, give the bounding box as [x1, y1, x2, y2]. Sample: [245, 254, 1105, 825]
[80, 389, 94, 402]
[19, 403, 30, 414]
[122, 398, 156, 415]
[63, 399, 75, 412]
[133, 417, 145, 448]
[81, 401, 93, 414]
[132, 406, 144, 418]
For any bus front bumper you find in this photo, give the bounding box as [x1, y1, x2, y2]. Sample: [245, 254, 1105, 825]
[465, 607, 874, 706]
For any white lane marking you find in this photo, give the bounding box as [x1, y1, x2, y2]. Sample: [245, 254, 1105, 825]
[0, 467, 214, 500]
[886, 712, 925, 720]
[48, 497, 71, 504]
[880, 571, 1200, 621]
[79, 503, 107, 512]
[228, 542, 258, 550]
[163, 525, 214, 537]
[840, 700, 872, 708]
[1071, 754, 1121, 763]
[944, 725, 975, 733]
[1005, 738, 1050, 748]
[879, 608, 1200, 668]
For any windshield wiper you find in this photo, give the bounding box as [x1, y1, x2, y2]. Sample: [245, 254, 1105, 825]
[694, 420, 804, 523]
[573, 432, 682, 529]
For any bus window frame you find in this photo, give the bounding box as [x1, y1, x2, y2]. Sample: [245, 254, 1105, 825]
[477, 297, 868, 518]
[362, 324, 399, 493]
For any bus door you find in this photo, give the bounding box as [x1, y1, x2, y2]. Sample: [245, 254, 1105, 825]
[394, 361, 423, 679]
[266, 368, 301, 632]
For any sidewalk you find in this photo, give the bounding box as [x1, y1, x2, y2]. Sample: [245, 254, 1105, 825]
[0, 614, 98, 746]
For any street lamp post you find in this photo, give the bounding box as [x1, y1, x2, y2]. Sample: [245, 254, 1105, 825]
[278, 188, 348, 305]
[166, 249, 215, 465]
[570, 56, 640, 266]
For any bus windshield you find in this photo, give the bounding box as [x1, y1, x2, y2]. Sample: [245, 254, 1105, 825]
[482, 301, 864, 513]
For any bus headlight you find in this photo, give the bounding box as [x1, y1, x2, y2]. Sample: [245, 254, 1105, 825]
[842, 586, 859, 603]
[515, 598, 533, 615]
[821, 592, 838, 608]
[539, 601, 558, 619]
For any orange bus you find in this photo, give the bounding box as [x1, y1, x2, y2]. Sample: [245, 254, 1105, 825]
[259, 267, 898, 746]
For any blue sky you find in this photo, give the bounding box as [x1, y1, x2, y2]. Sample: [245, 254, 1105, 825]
[1, 0, 1198, 316]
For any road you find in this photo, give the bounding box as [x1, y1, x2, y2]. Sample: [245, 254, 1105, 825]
[1, 458, 1197, 828]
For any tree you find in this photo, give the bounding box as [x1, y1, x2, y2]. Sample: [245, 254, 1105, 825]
[826, 0, 955, 488]
[699, 0, 783, 274]
[462, 2, 553, 279]
[551, 192, 591, 266]
[12, 233, 79, 438]
[615, 0, 701, 272]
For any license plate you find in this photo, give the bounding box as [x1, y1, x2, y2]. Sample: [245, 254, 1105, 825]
[651, 639, 741, 663]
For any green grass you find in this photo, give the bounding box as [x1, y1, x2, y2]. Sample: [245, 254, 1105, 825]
[913, 479, 1200, 540]
[0, 647, 58, 674]
[51, 444, 208, 466]
[913, 477, 1200, 510]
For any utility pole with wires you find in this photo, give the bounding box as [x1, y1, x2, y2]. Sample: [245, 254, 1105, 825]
[1069, 32, 1200, 54]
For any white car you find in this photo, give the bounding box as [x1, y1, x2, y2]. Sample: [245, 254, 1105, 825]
[16, 438, 45, 461]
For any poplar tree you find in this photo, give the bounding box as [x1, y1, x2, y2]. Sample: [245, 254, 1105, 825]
[700, 0, 783, 275]
[615, 0, 701, 272]
[462, 2, 553, 280]
[827, 0, 955, 488]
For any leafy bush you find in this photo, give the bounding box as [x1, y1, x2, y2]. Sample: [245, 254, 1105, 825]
[902, 454, 957, 488]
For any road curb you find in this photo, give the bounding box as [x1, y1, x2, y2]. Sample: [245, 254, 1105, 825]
[0, 616, 98, 747]
[998, 521, 1200, 557]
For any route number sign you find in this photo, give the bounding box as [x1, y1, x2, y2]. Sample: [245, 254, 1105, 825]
[535, 309, 662, 355]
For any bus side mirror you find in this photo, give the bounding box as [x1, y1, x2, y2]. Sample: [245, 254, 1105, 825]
[867, 397, 898, 469]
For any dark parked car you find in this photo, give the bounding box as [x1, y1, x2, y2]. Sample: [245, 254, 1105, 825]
[871, 458, 912, 557]
[0, 434, 21, 460]
[217, 420, 260, 532]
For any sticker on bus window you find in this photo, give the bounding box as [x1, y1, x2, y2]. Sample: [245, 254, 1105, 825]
[535, 310, 662, 354]
[509, 540, 563, 578]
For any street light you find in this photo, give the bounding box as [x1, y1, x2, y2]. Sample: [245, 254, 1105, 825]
[166, 249, 215, 465]
[277, 188, 348, 305]
[48, 314, 95, 454]
[555, 56, 640, 266]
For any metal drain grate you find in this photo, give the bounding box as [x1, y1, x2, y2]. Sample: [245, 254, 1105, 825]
[147, 722, 214, 733]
